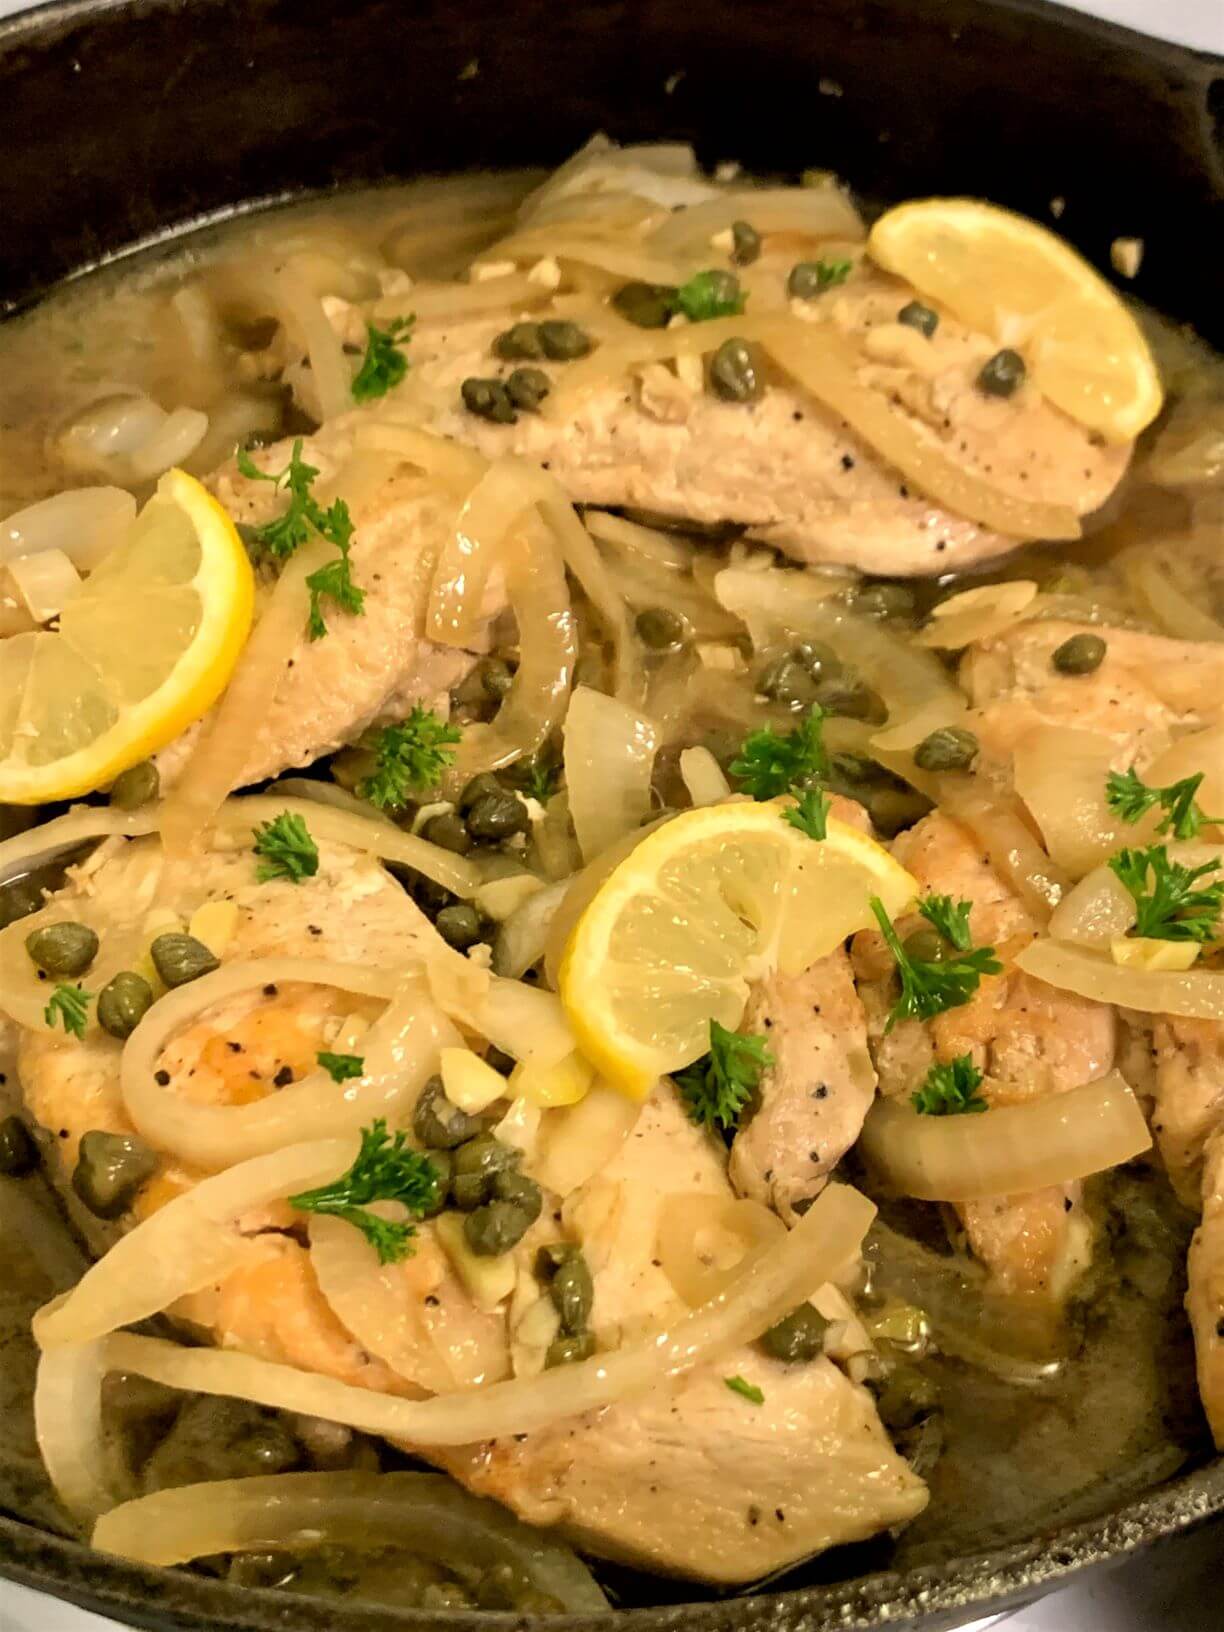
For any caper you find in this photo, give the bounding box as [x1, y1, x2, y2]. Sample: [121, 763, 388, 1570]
[977, 348, 1027, 398]
[611, 281, 677, 329]
[902, 925, 949, 964]
[72, 1129, 158, 1219]
[853, 582, 916, 622]
[96, 971, 154, 1040]
[873, 1363, 940, 1430]
[150, 933, 219, 988]
[545, 1330, 597, 1368]
[435, 902, 486, 951]
[757, 655, 819, 710]
[460, 377, 517, 424]
[547, 1248, 594, 1334]
[478, 656, 515, 700]
[109, 760, 160, 809]
[505, 366, 551, 413]
[914, 726, 980, 773]
[897, 300, 939, 338]
[417, 1149, 452, 1216]
[413, 1078, 483, 1151]
[787, 261, 845, 300]
[0, 1115, 37, 1177]
[457, 772, 504, 812]
[465, 790, 529, 842]
[792, 640, 842, 682]
[829, 750, 887, 786]
[730, 219, 761, 266]
[490, 1166, 542, 1223]
[492, 321, 543, 360]
[25, 921, 99, 978]
[635, 606, 690, 652]
[866, 785, 933, 838]
[708, 338, 763, 403]
[450, 1132, 520, 1209]
[421, 811, 473, 855]
[814, 677, 887, 723]
[1052, 632, 1107, 675]
[761, 1303, 829, 1362]
[464, 1199, 534, 1256]
[537, 320, 592, 360]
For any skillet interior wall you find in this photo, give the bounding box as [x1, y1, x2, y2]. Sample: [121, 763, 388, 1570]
[0, 0, 1219, 336]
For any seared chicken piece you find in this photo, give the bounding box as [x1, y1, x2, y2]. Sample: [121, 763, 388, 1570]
[1188, 1128, 1224, 1448]
[1150, 1018, 1224, 1209]
[853, 812, 1112, 1299]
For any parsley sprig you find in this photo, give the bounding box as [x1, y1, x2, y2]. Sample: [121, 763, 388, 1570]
[1106, 767, 1224, 842]
[1108, 844, 1224, 943]
[912, 1053, 988, 1116]
[869, 895, 1002, 1032]
[44, 983, 90, 1038]
[253, 811, 319, 883]
[809, 257, 851, 290]
[725, 1375, 765, 1404]
[672, 270, 746, 323]
[289, 1119, 441, 1264]
[784, 786, 831, 840]
[357, 709, 462, 810]
[674, 1019, 774, 1133]
[731, 706, 830, 801]
[317, 1051, 365, 1083]
[351, 315, 414, 403]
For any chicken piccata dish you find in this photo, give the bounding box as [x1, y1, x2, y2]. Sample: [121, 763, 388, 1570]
[0, 139, 1221, 1611]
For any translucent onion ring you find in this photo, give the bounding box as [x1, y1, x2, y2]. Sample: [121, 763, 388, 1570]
[34, 1324, 122, 1525]
[1016, 938, 1224, 1020]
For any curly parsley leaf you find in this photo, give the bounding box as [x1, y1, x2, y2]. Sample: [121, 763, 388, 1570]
[289, 1118, 441, 1264]
[917, 894, 974, 953]
[810, 258, 852, 290]
[306, 540, 364, 641]
[674, 1019, 774, 1133]
[44, 982, 90, 1039]
[672, 270, 746, 323]
[1108, 844, 1224, 943]
[522, 759, 561, 804]
[351, 315, 414, 404]
[725, 1375, 765, 1404]
[317, 1051, 365, 1083]
[870, 895, 1002, 1032]
[253, 811, 319, 884]
[1106, 767, 1224, 842]
[357, 708, 462, 810]
[784, 786, 831, 841]
[731, 705, 829, 801]
[912, 1053, 988, 1116]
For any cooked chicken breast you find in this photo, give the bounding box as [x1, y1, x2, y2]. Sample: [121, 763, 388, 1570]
[1151, 1017, 1224, 1210]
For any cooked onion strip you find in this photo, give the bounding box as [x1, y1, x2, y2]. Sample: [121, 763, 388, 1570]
[36, 1138, 359, 1347]
[1012, 726, 1128, 879]
[916, 581, 1039, 649]
[427, 457, 538, 648]
[275, 264, 352, 422]
[102, 1183, 873, 1442]
[91, 1471, 609, 1609]
[34, 1329, 122, 1525]
[648, 187, 864, 254]
[0, 804, 156, 885]
[563, 686, 659, 862]
[1016, 938, 1224, 1019]
[424, 954, 575, 1066]
[861, 1072, 1150, 1201]
[1121, 545, 1224, 643]
[0, 487, 135, 571]
[679, 746, 731, 807]
[658, 1193, 786, 1306]
[941, 788, 1069, 919]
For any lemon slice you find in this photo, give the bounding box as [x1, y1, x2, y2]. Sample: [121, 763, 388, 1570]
[867, 198, 1163, 442]
[559, 801, 917, 1098]
[0, 470, 254, 803]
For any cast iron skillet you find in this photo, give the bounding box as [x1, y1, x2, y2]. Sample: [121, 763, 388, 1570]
[0, 0, 1221, 1626]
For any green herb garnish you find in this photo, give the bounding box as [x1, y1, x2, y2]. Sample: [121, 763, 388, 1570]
[352, 315, 414, 403]
[357, 708, 462, 810]
[305, 524, 364, 641]
[784, 786, 831, 841]
[869, 895, 1002, 1032]
[317, 1052, 365, 1083]
[289, 1118, 441, 1264]
[731, 705, 829, 801]
[674, 1019, 773, 1133]
[44, 983, 90, 1039]
[672, 270, 746, 323]
[1108, 844, 1224, 943]
[912, 1053, 988, 1116]
[522, 759, 561, 804]
[1106, 767, 1224, 842]
[253, 811, 319, 884]
[811, 258, 852, 290]
[725, 1375, 765, 1405]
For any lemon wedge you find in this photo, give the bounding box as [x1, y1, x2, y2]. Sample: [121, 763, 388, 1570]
[559, 801, 917, 1098]
[867, 198, 1162, 442]
[0, 470, 254, 803]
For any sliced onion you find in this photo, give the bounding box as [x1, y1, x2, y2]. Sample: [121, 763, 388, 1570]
[862, 1071, 1150, 1201]
[490, 230, 684, 286]
[563, 685, 659, 863]
[356, 421, 488, 492]
[1144, 727, 1224, 820]
[534, 494, 640, 705]
[5, 549, 82, 622]
[35, 1138, 359, 1347]
[1012, 725, 1128, 879]
[940, 787, 1069, 919]
[1121, 544, 1224, 642]
[101, 1182, 874, 1443]
[0, 487, 135, 570]
[712, 563, 850, 649]
[275, 264, 353, 422]
[407, 274, 550, 323]
[0, 804, 156, 886]
[427, 457, 534, 648]
[648, 187, 864, 255]
[91, 1470, 609, 1609]
[1016, 938, 1224, 1019]
[679, 746, 731, 807]
[260, 777, 395, 822]
[34, 1328, 123, 1525]
[425, 954, 574, 1066]
[492, 878, 568, 979]
[1048, 865, 1136, 947]
[121, 963, 456, 1169]
[657, 1193, 787, 1306]
[124, 406, 209, 482]
[916, 581, 1039, 649]
[1145, 397, 1224, 488]
[530, 1084, 642, 1197]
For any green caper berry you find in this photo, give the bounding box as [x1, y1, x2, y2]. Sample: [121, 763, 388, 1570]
[854, 582, 916, 622]
[490, 1166, 542, 1222]
[761, 1303, 829, 1362]
[1052, 632, 1107, 675]
[464, 1199, 534, 1256]
[815, 677, 886, 723]
[758, 655, 819, 710]
[25, 921, 99, 978]
[787, 261, 835, 300]
[545, 1330, 597, 1368]
[913, 726, 980, 773]
[977, 348, 1027, 398]
[635, 607, 690, 652]
[150, 933, 220, 989]
[457, 772, 505, 813]
[418, 1149, 452, 1216]
[461, 377, 517, 424]
[450, 1133, 519, 1209]
[730, 219, 761, 266]
[96, 971, 154, 1040]
[537, 320, 592, 360]
[792, 640, 842, 681]
[435, 902, 486, 951]
[611, 281, 677, 329]
[413, 1078, 483, 1151]
[549, 1250, 594, 1334]
[505, 367, 551, 413]
[902, 925, 949, 964]
[708, 338, 763, 404]
[109, 760, 160, 809]
[897, 301, 939, 338]
[422, 812, 473, 856]
[465, 790, 529, 842]
[873, 1363, 940, 1430]
[0, 1115, 37, 1177]
[492, 321, 543, 360]
[866, 785, 933, 838]
[72, 1129, 158, 1219]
